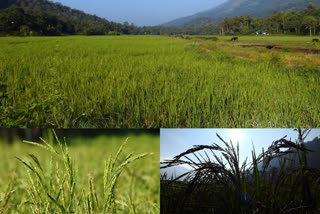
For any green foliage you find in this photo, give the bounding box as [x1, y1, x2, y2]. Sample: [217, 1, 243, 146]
[220, 5, 320, 36]
[0, 0, 139, 36]
[107, 31, 121, 36]
[0, 133, 160, 213]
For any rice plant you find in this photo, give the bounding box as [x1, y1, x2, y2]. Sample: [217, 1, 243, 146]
[161, 129, 320, 213]
[0, 36, 319, 127]
[0, 130, 159, 213]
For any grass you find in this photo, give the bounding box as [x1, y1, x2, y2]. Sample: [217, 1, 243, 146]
[0, 35, 319, 127]
[191, 35, 320, 67]
[161, 129, 320, 213]
[0, 131, 160, 213]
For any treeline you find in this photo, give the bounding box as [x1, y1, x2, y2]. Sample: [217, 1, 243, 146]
[220, 4, 320, 36]
[139, 4, 320, 36]
[139, 24, 219, 36]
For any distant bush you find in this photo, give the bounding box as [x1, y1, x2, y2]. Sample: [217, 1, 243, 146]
[107, 31, 121, 36]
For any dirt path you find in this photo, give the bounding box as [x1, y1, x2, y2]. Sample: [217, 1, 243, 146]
[237, 43, 320, 54]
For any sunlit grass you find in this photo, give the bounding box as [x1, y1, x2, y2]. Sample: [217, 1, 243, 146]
[0, 35, 319, 127]
[193, 36, 320, 68]
[0, 132, 160, 213]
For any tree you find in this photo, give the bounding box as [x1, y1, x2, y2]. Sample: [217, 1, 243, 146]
[252, 17, 266, 31]
[229, 16, 242, 34]
[0, 6, 28, 33]
[286, 11, 302, 34]
[243, 15, 252, 30]
[302, 15, 318, 36]
[268, 12, 282, 33]
[19, 24, 31, 36]
[220, 17, 230, 35]
[302, 4, 318, 16]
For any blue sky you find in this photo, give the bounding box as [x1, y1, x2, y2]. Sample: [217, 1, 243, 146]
[53, 0, 226, 26]
[160, 129, 320, 168]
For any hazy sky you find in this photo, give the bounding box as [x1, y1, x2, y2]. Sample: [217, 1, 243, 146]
[160, 129, 320, 168]
[53, 0, 226, 26]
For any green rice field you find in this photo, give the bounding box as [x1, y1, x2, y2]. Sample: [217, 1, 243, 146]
[0, 35, 319, 127]
[0, 133, 159, 213]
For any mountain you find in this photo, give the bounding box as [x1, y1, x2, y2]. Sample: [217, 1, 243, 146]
[0, 0, 137, 36]
[165, 0, 320, 26]
[160, 163, 191, 181]
[259, 137, 320, 171]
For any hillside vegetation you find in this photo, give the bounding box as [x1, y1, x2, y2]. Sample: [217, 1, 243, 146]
[165, 0, 320, 27]
[220, 4, 320, 36]
[0, 0, 139, 36]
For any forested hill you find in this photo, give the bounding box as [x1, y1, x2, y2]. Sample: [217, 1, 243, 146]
[165, 0, 320, 27]
[0, 0, 139, 36]
[2, 0, 320, 36]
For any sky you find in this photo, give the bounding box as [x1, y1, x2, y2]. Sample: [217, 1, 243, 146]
[160, 129, 320, 169]
[53, 0, 226, 26]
